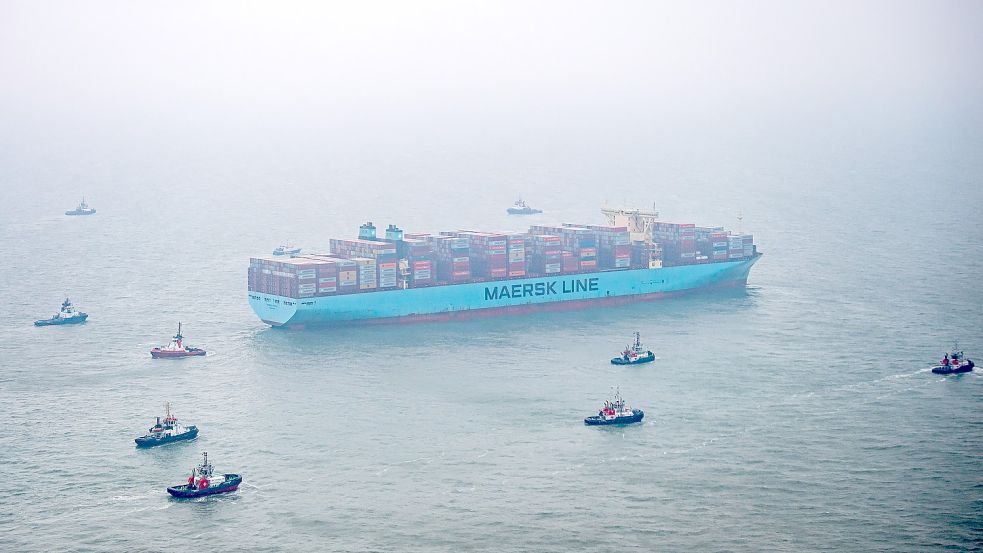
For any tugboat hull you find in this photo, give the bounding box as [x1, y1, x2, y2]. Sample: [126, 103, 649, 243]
[507, 207, 542, 215]
[167, 475, 242, 498]
[584, 409, 644, 426]
[151, 349, 206, 359]
[611, 353, 655, 365]
[135, 426, 198, 448]
[34, 314, 88, 326]
[932, 360, 974, 374]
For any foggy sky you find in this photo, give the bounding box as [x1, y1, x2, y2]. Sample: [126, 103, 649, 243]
[1, 0, 981, 197]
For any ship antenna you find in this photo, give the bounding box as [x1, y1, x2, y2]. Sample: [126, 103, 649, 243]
[737, 211, 744, 235]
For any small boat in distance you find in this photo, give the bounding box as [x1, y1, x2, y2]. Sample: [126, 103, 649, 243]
[506, 198, 542, 215]
[611, 332, 655, 365]
[932, 345, 974, 374]
[166, 452, 242, 499]
[584, 388, 644, 426]
[150, 323, 206, 358]
[34, 298, 88, 326]
[135, 403, 199, 447]
[272, 245, 302, 256]
[65, 198, 96, 216]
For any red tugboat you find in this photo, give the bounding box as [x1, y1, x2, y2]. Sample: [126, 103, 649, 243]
[150, 323, 206, 359]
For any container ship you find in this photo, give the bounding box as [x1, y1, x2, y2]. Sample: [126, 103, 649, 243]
[247, 207, 761, 328]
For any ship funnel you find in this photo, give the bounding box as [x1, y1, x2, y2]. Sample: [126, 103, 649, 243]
[385, 224, 403, 241]
[358, 222, 377, 240]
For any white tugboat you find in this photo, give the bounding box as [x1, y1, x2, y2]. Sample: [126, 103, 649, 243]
[584, 388, 644, 426]
[150, 323, 206, 358]
[272, 245, 302, 256]
[34, 298, 88, 326]
[65, 197, 96, 216]
[167, 452, 242, 498]
[611, 332, 655, 365]
[506, 198, 542, 215]
[135, 403, 199, 447]
[932, 342, 975, 375]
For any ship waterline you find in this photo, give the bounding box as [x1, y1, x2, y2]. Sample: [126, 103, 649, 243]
[248, 254, 760, 328]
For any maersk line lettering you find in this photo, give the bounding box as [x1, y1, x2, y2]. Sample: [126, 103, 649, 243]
[484, 278, 599, 300]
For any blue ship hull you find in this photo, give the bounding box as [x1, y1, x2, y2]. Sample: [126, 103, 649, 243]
[611, 353, 655, 365]
[34, 314, 88, 326]
[585, 409, 644, 425]
[931, 360, 974, 374]
[135, 426, 198, 448]
[249, 255, 760, 328]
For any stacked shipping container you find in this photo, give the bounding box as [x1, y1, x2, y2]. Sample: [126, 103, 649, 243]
[248, 219, 756, 298]
[329, 238, 399, 289]
[527, 234, 562, 274]
[507, 233, 527, 277]
[583, 225, 631, 269]
[456, 232, 508, 279]
[401, 238, 434, 286]
[430, 235, 471, 282]
[530, 225, 599, 273]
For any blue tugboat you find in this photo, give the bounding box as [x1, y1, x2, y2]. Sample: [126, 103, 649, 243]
[932, 345, 974, 375]
[167, 452, 242, 498]
[506, 198, 543, 215]
[611, 332, 656, 365]
[34, 298, 88, 326]
[584, 388, 644, 426]
[135, 403, 198, 447]
[65, 197, 96, 216]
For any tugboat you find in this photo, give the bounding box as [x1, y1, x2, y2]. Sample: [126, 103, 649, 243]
[584, 388, 644, 426]
[135, 403, 199, 447]
[150, 323, 206, 358]
[611, 332, 656, 365]
[34, 298, 88, 326]
[272, 245, 301, 256]
[506, 198, 542, 215]
[166, 452, 242, 498]
[932, 345, 975, 374]
[65, 197, 96, 216]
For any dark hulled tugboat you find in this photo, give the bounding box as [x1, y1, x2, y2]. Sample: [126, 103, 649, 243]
[584, 388, 644, 426]
[611, 332, 655, 365]
[506, 198, 543, 215]
[65, 197, 96, 216]
[34, 298, 88, 326]
[167, 452, 242, 499]
[150, 323, 206, 358]
[932, 345, 974, 375]
[135, 403, 198, 448]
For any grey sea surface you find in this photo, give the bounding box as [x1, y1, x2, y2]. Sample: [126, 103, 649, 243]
[1, 128, 981, 552]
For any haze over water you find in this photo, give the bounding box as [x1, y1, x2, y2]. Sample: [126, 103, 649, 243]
[1, 1, 982, 551]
